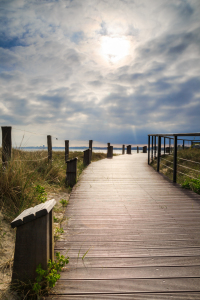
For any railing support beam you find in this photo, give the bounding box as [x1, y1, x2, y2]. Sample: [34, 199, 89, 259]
[173, 135, 177, 183]
[148, 136, 150, 164]
[157, 136, 161, 172]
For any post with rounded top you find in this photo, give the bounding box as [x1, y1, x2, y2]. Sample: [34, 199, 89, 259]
[89, 140, 93, 157]
[122, 144, 125, 155]
[137, 146, 139, 153]
[65, 140, 69, 162]
[127, 145, 131, 154]
[107, 143, 110, 147]
[143, 146, 147, 153]
[47, 135, 52, 162]
[107, 146, 113, 159]
[83, 149, 91, 166]
[1, 126, 12, 165]
[66, 157, 78, 187]
[11, 199, 56, 283]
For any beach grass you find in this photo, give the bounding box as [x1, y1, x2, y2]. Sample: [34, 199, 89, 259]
[0, 148, 110, 221]
[150, 148, 200, 194]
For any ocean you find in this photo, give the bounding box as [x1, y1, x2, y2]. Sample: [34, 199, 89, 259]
[17, 147, 146, 154]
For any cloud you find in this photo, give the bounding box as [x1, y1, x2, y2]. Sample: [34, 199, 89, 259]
[0, 0, 200, 146]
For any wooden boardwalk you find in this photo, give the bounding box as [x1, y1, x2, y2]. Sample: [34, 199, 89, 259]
[49, 154, 200, 299]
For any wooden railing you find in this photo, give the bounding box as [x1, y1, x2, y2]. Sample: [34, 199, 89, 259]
[148, 132, 200, 183]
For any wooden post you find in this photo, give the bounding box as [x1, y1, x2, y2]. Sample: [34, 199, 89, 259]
[83, 149, 91, 166]
[122, 144, 125, 155]
[173, 135, 177, 183]
[127, 145, 131, 154]
[169, 138, 171, 154]
[148, 136, 150, 164]
[65, 140, 69, 162]
[157, 136, 161, 172]
[2, 126, 12, 164]
[137, 146, 139, 153]
[151, 136, 153, 162]
[66, 157, 78, 186]
[11, 199, 56, 282]
[107, 143, 110, 147]
[89, 140, 93, 156]
[47, 135, 52, 162]
[107, 146, 113, 158]
[143, 146, 147, 153]
[183, 140, 185, 150]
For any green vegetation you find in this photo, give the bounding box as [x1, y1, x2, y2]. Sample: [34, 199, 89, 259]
[11, 252, 69, 299]
[0, 149, 108, 221]
[151, 148, 200, 194]
[59, 198, 69, 207]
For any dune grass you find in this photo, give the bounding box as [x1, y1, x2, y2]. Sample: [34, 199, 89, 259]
[0, 148, 109, 221]
[150, 148, 200, 194]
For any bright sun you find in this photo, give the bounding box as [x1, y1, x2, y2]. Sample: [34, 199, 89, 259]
[101, 36, 130, 63]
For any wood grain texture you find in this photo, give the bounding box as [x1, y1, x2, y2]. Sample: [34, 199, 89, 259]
[48, 154, 200, 299]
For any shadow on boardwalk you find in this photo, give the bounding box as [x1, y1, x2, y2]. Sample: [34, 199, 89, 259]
[48, 154, 200, 299]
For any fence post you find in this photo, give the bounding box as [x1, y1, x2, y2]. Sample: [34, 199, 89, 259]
[107, 143, 110, 147]
[107, 146, 113, 158]
[122, 144, 125, 155]
[89, 140, 93, 156]
[83, 149, 91, 166]
[65, 140, 69, 162]
[169, 138, 171, 154]
[2, 126, 12, 164]
[127, 145, 131, 154]
[148, 136, 150, 164]
[47, 135, 52, 162]
[137, 146, 139, 153]
[157, 136, 161, 172]
[154, 136, 156, 158]
[164, 137, 166, 155]
[173, 135, 177, 183]
[11, 199, 56, 282]
[66, 158, 78, 186]
[143, 146, 147, 153]
[183, 140, 185, 150]
[151, 136, 153, 162]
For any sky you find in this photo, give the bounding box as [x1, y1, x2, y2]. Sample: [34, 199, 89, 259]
[0, 0, 200, 147]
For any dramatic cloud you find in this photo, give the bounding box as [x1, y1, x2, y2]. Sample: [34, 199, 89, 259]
[0, 0, 200, 146]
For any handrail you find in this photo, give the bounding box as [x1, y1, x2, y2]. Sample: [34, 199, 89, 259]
[148, 132, 200, 183]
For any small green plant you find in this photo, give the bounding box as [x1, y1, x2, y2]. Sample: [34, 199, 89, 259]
[53, 216, 59, 222]
[182, 177, 200, 194]
[33, 252, 69, 296]
[55, 227, 64, 234]
[59, 199, 69, 207]
[54, 227, 64, 241]
[35, 185, 47, 203]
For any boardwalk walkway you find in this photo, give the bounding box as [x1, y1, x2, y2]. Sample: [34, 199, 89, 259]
[49, 154, 200, 299]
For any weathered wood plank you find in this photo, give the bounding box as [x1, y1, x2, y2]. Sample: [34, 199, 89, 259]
[48, 154, 200, 298]
[52, 278, 200, 293]
[47, 293, 200, 300]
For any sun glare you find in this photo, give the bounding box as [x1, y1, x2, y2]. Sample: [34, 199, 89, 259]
[101, 36, 130, 63]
